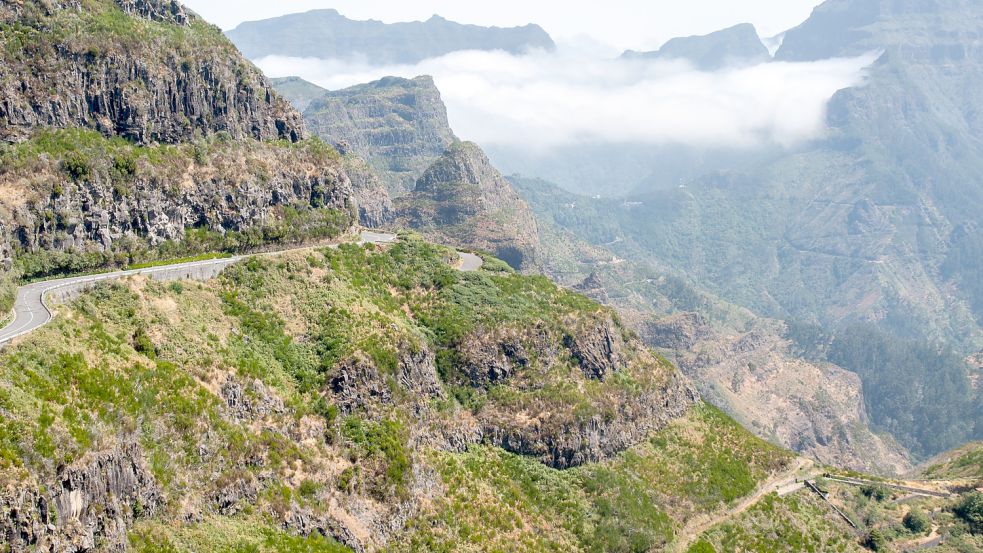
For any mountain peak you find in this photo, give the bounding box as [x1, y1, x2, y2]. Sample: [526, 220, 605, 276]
[623, 22, 769, 69]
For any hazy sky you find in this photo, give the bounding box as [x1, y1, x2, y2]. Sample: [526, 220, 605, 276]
[182, 0, 822, 51]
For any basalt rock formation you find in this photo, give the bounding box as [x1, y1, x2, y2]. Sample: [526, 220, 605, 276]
[0, 0, 304, 145]
[0, 0, 358, 282]
[298, 76, 458, 196]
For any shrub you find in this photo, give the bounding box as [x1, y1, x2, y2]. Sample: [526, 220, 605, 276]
[864, 529, 888, 551]
[62, 153, 91, 181]
[954, 492, 983, 534]
[903, 508, 931, 534]
[861, 484, 890, 502]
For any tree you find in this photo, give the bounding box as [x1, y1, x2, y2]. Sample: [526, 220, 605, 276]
[954, 492, 983, 534]
[903, 508, 931, 535]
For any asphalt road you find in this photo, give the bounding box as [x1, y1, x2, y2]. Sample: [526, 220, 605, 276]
[0, 231, 484, 347]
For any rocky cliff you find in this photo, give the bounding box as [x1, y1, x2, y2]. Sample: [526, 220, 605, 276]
[0, 0, 304, 145]
[227, 9, 555, 65]
[394, 142, 540, 270]
[0, 0, 358, 281]
[297, 76, 458, 196]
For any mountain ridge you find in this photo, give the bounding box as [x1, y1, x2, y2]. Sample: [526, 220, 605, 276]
[226, 9, 555, 65]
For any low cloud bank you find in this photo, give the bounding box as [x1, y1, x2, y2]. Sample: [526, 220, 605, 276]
[256, 49, 876, 150]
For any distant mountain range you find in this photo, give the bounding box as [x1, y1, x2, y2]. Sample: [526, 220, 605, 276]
[226, 9, 555, 64]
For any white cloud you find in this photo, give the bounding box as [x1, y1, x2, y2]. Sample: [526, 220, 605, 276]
[255, 49, 876, 151]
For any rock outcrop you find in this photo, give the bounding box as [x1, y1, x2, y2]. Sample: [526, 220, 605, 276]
[0, 136, 355, 264]
[450, 312, 698, 469]
[1, 442, 161, 553]
[299, 76, 458, 196]
[394, 141, 541, 270]
[0, 0, 304, 145]
[227, 9, 555, 65]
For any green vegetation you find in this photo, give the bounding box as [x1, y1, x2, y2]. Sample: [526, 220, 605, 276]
[398, 403, 791, 552]
[954, 492, 983, 534]
[903, 508, 931, 535]
[691, 493, 862, 553]
[130, 516, 350, 553]
[0, 235, 797, 551]
[924, 442, 983, 480]
[0, 129, 351, 282]
[828, 324, 979, 458]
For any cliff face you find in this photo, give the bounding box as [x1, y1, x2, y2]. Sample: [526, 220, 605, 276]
[227, 9, 555, 65]
[298, 76, 458, 196]
[394, 142, 541, 270]
[0, 0, 305, 145]
[0, 0, 357, 279]
[0, 131, 355, 273]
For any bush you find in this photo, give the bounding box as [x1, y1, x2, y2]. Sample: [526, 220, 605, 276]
[864, 529, 888, 551]
[62, 153, 91, 181]
[861, 484, 890, 502]
[954, 492, 983, 534]
[903, 508, 931, 535]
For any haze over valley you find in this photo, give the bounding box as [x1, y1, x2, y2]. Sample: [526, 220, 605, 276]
[0, 1, 981, 552]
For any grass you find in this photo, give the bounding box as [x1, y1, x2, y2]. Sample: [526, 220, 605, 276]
[129, 515, 350, 553]
[690, 493, 863, 553]
[0, 235, 801, 552]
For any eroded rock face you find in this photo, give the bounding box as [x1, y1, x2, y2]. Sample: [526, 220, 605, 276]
[643, 312, 713, 351]
[394, 142, 541, 271]
[328, 345, 445, 414]
[0, 1, 304, 145]
[482, 372, 698, 469]
[115, 0, 188, 25]
[0, 140, 356, 259]
[1, 442, 161, 553]
[301, 76, 457, 196]
[452, 313, 699, 469]
[565, 315, 624, 381]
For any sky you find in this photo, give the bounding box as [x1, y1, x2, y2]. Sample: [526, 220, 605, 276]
[182, 0, 823, 52]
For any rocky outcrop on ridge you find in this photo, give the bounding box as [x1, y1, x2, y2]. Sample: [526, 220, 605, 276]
[0, 0, 304, 145]
[394, 141, 541, 270]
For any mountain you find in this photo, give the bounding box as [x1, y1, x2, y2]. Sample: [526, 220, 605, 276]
[512, 175, 911, 474]
[0, 0, 304, 144]
[394, 142, 540, 270]
[297, 76, 458, 196]
[516, 0, 983, 460]
[270, 76, 329, 112]
[622, 23, 770, 69]
[226, 9, 556, 65]
[0, 1, 357, 311]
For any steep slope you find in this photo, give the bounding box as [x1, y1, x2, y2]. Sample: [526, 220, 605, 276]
[517, 0, 983, 460]
[299, 76, 457, 196]
[226, 9, 555, 65]
[0, 0, 304, 144]
[512, 176, 910, 474]
[0, 237, 798, 553]
[394, 142, 540, 271]
[0, 0, 358, 308]
[622, 23, 770, 69]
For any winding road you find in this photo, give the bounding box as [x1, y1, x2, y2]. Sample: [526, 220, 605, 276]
[0, 231, 482, 347]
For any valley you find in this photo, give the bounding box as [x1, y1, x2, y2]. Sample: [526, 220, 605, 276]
[0, 0, 981, 551]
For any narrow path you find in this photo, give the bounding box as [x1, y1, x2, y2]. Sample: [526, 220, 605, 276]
[671, 459, 819, 552]
[0, 231, 403, 347]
